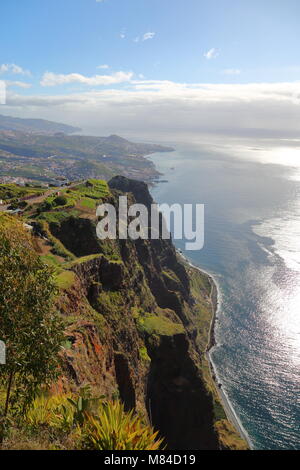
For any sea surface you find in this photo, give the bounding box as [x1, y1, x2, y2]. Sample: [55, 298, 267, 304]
[149, 140, 300, 450]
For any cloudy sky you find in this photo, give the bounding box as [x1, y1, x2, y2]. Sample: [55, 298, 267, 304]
[1, 0, 300, 142]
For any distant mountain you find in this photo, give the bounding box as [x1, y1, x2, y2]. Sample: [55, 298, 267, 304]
[0, 114, 81, 135]
[0, 129, 173, 183]
[104, 135, 130, 144]
[0, 130, 174, 160]
[96, 134, 174, 155]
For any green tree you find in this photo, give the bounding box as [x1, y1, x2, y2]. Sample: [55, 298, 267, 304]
[40, 200, 52, 212]
[53, 195, 67, 206]
[0, 215, 63, 424]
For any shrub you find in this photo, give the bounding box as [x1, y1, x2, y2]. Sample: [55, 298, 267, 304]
[10, 392, 165, 450]
[53, 196, 67, 206]
[82, 401, 164, 450]
[25, 394, 74, 430]
[40, 200, 52, 212]
[67, 386, 102, 427]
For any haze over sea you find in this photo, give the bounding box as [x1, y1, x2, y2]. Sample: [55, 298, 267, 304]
[149, 139, 300, 450]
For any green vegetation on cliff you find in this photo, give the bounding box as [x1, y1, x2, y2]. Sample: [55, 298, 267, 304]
[0, 215, 63, 441]
[138, 315, 185, 337]
[2, 391, 163, 450]
[0, 183, 45, 203]
[0, 178, 248, 451]
[35, 179, 109, 224]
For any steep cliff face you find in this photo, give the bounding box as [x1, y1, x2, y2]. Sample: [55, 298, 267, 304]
[41, 176, 246, 450]
[146, 332, 218, 450]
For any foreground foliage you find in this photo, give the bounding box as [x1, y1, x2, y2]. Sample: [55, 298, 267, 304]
[82, 400, 164, 450]
[3, 392, 164, 450]
[0, 215, 63, 426]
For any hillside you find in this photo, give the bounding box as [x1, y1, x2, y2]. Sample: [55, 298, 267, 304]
[0, 114, 81, 134]
[0, 178, 247, 450]
[0, 130, 173, 184]
[0, 131, 173, 160]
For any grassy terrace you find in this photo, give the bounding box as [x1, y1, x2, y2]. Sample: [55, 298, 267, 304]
[55, 270, 77, 290]
[0, 183, 46, 202]
[31, 179, 110, 223]
[138, 315, 185, 337]
[22, 179, 111, 288]
[0, 179, 112, 290]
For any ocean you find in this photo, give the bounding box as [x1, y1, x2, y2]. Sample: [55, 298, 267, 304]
[149, 140, 300, 450]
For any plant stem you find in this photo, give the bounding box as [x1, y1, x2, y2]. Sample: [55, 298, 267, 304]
[4, 370, 14, 417]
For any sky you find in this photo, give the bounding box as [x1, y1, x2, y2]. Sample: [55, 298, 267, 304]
[1, 0, 300, 141]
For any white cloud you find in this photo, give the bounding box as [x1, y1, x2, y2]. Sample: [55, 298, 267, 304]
[40, 70, 133, 87]
[0, 63, 31, 76]
[204, 48, 219, 60]
[97, 64, 110, 69]
[5, 79, 300, 142]
[5, 80, 32, 89]
[120, 29, 126, 39]
[142, 32, 155, 41]
[8, 80, 300, 107]
[134, 32, 156, 43]
[222, 69, 241, 75]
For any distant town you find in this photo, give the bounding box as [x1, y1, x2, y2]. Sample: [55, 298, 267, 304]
[0, 117, 173, 187]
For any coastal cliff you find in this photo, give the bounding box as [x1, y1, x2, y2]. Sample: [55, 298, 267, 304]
[0, 176, 247, 450]
[29, 176, 246, 450]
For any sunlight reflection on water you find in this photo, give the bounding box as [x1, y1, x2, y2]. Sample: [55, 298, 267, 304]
[150, 139, 300, 449]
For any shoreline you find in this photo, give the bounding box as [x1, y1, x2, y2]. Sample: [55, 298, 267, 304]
[149, 150, 252, 449]
[177, 249, 252, 449]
